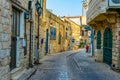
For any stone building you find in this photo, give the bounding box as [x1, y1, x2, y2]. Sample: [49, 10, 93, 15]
[0, 0, 45, 80]
[80, 16, 89, 45]
[0, 0, 11, 79]
[63, 16, 89, 48]
[87, 0, 120, 70]
[43, 10, 72, 54]
[62, 17, 80, 48]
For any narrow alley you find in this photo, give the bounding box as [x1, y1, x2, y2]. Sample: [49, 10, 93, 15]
[29, 49, 120, 80]
[1, 0, 120, 80]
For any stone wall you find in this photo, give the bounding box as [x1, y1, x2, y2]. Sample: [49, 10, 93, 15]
[64, 18, 80, 42]
[0, 0, 11, 80]
[90, 14, 120, 70]
[44, 10, 71, 54]
[10, 0, 31, 79]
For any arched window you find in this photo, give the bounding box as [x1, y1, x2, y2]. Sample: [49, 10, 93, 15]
[96, 30, 101, 49]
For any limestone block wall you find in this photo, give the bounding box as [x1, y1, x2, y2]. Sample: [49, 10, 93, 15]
[63, 17, 80, 49]
[45, 10, 71, 54]
[9, 0, 31, 79]
[0, 0, 11, 80]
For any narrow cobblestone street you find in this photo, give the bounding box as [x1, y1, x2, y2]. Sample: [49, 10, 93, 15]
[29, 49, 120, 80]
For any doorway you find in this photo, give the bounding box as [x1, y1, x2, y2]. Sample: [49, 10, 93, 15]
[103, 27, 112, 65]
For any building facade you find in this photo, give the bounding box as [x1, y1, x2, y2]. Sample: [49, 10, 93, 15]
[0, 0, 45, 80]
[62, 17, 80, 49]
[44, 10, 72, 54]
[0, 0, 82, 80]
[63, 16, 89, 48]
[87, 0, 120, 70]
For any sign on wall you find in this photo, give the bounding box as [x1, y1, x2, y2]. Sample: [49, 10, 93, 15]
[50, 27, 56, 40]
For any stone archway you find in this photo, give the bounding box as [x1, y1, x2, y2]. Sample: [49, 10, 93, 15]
[103, 27, 112, 65]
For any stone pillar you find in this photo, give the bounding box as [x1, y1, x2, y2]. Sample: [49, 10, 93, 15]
[93, 24, 103, 62]
[112, 16, 120, 70]
[94, 29, 103, 62]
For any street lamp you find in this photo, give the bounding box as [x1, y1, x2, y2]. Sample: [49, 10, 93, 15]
[35, 0, 43, 64]
[35, 0, 42, 16]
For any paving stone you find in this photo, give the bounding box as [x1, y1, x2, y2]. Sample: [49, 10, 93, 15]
[29, 49, 120, 80]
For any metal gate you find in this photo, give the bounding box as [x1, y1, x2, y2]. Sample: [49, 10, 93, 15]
[103, 27, 112, 65]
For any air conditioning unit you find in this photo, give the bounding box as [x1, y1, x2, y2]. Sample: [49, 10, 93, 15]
[109, 0, 120, 8]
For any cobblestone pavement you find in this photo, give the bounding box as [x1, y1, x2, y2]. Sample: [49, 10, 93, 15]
[67, 49, 120, 80]
[29, 50, 79, 80]
[29, 49, 120, 80]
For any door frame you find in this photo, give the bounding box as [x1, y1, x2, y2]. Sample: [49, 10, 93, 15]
[10, 7, 24, 70]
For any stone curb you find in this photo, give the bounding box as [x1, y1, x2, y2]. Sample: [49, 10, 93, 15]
[73, 54, 83, 72]
[23, 66, 38, 80]
[73, 57, 80, 69]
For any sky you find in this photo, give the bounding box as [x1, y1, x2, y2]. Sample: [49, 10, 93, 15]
[46, 0, 83, 17]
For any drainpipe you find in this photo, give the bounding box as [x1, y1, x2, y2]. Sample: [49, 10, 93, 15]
[36, 14, 40, 63]
[35, 0, 43, 64]
[28, 1, 33, 67]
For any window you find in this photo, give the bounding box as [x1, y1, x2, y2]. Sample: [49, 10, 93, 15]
[81, 30, 84, 36]
[50, 27, 56, 40]
[12, 9, 20, 36]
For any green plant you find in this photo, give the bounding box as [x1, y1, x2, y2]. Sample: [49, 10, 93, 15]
[79, 42, 85, 48]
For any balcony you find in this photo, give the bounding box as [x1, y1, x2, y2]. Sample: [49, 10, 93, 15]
[87, 0, 120, 24]
[87, 0, 109, 24]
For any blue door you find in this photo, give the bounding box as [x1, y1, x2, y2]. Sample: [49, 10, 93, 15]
[46, 29, 49, 54]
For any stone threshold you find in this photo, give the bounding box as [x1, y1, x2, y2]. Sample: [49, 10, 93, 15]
[11, 66, 37, 80]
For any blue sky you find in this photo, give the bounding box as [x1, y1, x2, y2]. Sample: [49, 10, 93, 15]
[46, 0, 83, 17]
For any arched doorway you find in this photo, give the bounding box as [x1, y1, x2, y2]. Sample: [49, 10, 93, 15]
[103, 27, 112, 65]
[97, 30, 101, 49]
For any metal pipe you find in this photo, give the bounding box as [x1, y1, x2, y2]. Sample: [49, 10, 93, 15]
[91, 29, 94, 56]
[24, 17, 27, 56]
[29, 10, 33, 67]
[36, 14, 40, 63]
